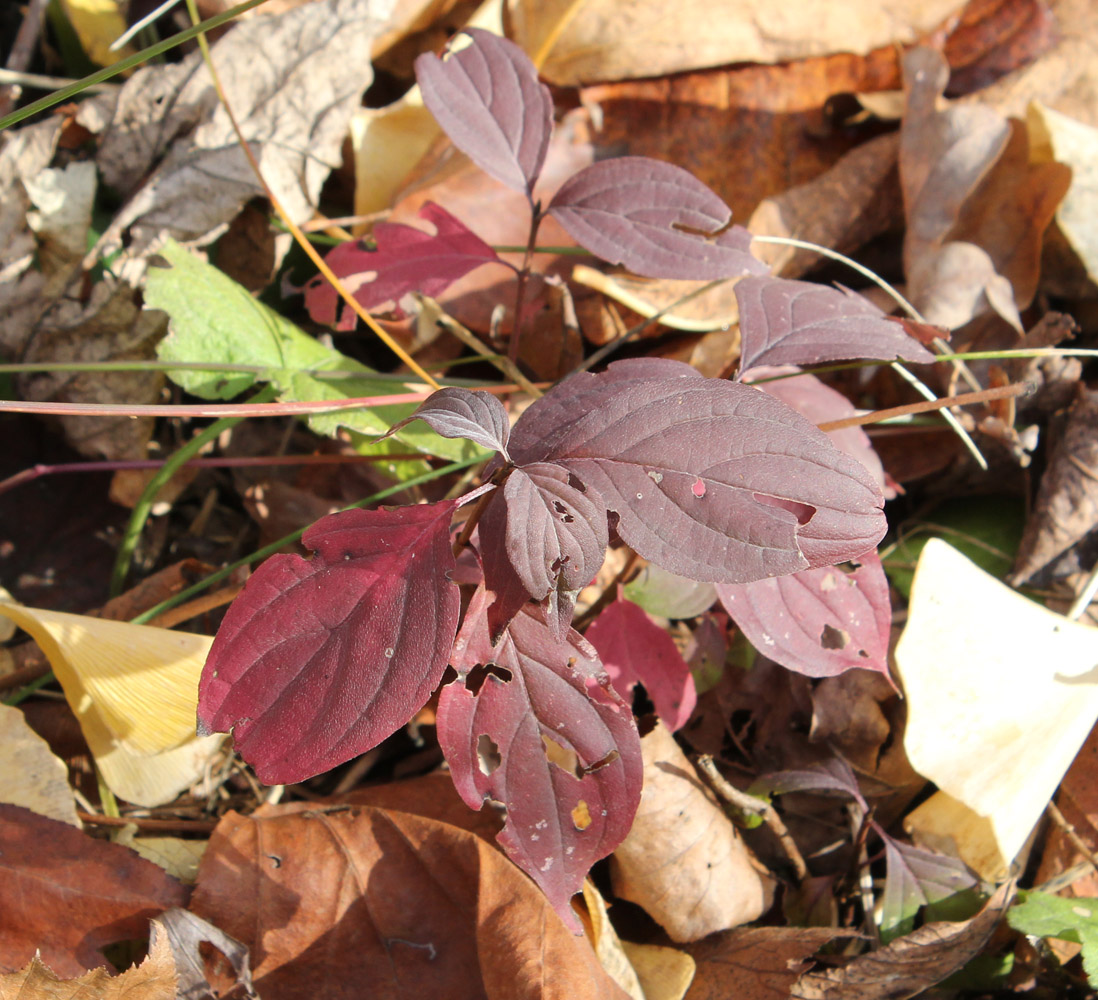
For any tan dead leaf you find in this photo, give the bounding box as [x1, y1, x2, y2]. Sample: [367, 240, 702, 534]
[1010, 387, 1098, 584]
[684, 926, 840, 1000]
[791, 883, 1013, 999]
[0, 930, 176, 1000]
[507, 0, 961, 85]
[581, 881, 647, 1000]
[1028, 102, 1098, 284]
[0, 704, 80, 829]
[1035, 724, 1098, 897]
[0, 805, 187, 977]
[149, 909, 254, 1000]
[190, 804, 629, 999]
[0, 604, 223, 807]
[907, 240, 1022, 331]
[896, 540, 1098, 879]
[116, 830, 208, 884]
[610, 720, 774, 943]
[621, 942, 696, 1000]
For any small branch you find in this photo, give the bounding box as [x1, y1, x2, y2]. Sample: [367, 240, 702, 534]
[697, 754, 809, 884]
[77, 812, 218, 833]
[451, 481, 502, 557]
[1046, 799, 1098, 880]
[145, 586, 241, 629]
[508, 205, 544, 365]
[816, 382, 1032, 433]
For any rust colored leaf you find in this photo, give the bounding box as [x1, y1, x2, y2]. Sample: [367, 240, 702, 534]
[1010, 387, 1098, 584]
[189, 803, 628, 1000]
[0, 805, 186, 977]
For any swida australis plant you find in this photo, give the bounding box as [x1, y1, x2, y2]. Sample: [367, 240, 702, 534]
[198, 29, 933, 928]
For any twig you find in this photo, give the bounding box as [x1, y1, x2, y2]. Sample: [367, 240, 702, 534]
[145, 586, 241, 629]
[697, 754, 809, 884]
[0, 0, 49, 117]
[816, 381, 1032, 432]
[1046, 799, 1098, 882]
[77, 811, 218, 833]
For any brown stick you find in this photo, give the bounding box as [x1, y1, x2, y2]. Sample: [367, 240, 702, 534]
[817, 382, 1032, 432]
[77, 811, 218, 833]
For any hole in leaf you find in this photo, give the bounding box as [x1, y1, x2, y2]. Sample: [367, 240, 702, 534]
[567, 472, 587, 493]
[465, 662, 513, 696]
[572, 800, 592, 831]
[819, 572, 838, 592]
[583, 750, 620, 775]
[477, 734, 502, 776]
[752, 493, 815, 525]
[541, 732, 582, 778]
[820, 624, 850, 650]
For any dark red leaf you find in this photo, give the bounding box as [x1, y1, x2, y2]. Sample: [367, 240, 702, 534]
[507, 359, 886, 584]
[437, 588, 643, 932]
[734, 276, 935, 376]
[547, 157, 768, 280]
[716, 550, 892, 680]
[415, 29, 553, 196]
[387, 386, 511, 456]
[198, 500, 462, 783]
[304, 202, 505, 329]
[758, 757, 868, 813]
[882, 838, 977, 937]
[584, 594, 697, 731]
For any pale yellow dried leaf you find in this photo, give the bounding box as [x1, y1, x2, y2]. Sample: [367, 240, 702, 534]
[620, 942, 696, 1000]
[581, 881, 646, 1000]
[896, 540, 1098, 878]
[507, 0, 961, 85]
[115, 828, 208, 884]
[58, 0, 135, 67]
[1028, 102, 1098, 283]
[0, 928, 176, 1000]
[0, 704, 80, 828]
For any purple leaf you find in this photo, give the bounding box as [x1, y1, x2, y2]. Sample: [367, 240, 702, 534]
[547, 157, 768, 280]
[758, 757, 868, 814]
[584, 594, 697, 731]
[197, 500, 462, 783]
[304, 202, 505, 329]
[881, 838, 977, 937]
[437, 588, 643, 932]
[716, 550, 892, 680]
[386, 386, 511, 457]
[735, 276, 935, 376]
[507, 360, 886, 584]
[415, 29, 553, 196]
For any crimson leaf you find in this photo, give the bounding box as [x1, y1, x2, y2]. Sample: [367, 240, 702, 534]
[716, 550, 892, 680]
[734, 276, 936, 376]
[507, 359, 886, 584]
[387, 386, 511, 457]
[198, 500, 462, 783]
[547, 157, 768, 280]
[415, 29, 553, 196]
[304, 202, 505, 329]
[584, 593, 697, 731]
[437, 588, 643, 932]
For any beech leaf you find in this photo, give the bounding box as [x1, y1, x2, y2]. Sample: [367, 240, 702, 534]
[584, 594, 697, 731]
[507, 360, 886, 584]
[716, 551, 892, 680]
[304, 202, 505, 328]
[735, 276, 935, 376]
[198, 500, 462, 783]
[387, 386, 511, 458]
[415, 29, 553, 195]
[547, 157, 768, 280]
[436, 589, 643, 932]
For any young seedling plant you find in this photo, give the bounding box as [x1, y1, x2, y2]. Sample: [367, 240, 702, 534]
[197, 29, 939, 931]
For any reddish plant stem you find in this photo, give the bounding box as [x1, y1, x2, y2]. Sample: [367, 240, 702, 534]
[451, 478, 504, 557]
[817, 382, 1031, 433]
[508, 205, 544, 365]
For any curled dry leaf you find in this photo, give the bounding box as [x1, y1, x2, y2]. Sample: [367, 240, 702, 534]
[150, 909, 254, 1000]
[189, 803, 629, 999]
[610, 720, 774, 942]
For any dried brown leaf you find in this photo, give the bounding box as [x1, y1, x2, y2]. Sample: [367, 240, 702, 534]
[150, 909, 253, 1000]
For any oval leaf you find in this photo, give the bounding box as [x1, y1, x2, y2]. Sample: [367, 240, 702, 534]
[387, 386, 511, 457]
[198, 500, 462, 783]
[304, 202, 504, 329]
[508, 360, 886, 584]
[547, 157, 768, 280]
[584, 595, 697, 731]
[415, 29, 553, 195]
[437, 588, 642, 931]
[716, 550, 892, 680]
[735, 276, 935, 376]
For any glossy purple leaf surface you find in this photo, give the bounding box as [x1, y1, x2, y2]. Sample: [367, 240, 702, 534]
[548, 157, 768, 280]
[735, 276, 935, 376]
[198, 500, 462, 783]
[584, 594, 697, 731]
[415, 28, 553, 195]
[387, 386, 511, 457]
[716, 550, 892, 680]
[304, 202, 504, 329]
[437, 588, 643, 932]
[507, 359, 886, 584]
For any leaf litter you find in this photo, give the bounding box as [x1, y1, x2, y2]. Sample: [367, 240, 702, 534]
[4, 0, 1098, 997]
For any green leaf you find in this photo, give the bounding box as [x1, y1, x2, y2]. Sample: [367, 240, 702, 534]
[1009, 890, 1098, 982]
[146, 241, 485, 468]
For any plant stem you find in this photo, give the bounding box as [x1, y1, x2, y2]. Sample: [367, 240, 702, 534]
[816, 381, 1032, 432]
[508, 205, 544, 365]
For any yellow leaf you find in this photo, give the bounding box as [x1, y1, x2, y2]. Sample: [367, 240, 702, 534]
[0, 704, 81, 828]
[59, 0, 135, 67]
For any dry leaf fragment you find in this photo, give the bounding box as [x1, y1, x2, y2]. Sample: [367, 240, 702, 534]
[896, 540, 1098, 877]
[0, 930, 177, 1000]
[149, 910, 254, 1000]
[0, 704, 80, 829]
[610, 721, 774, 942]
